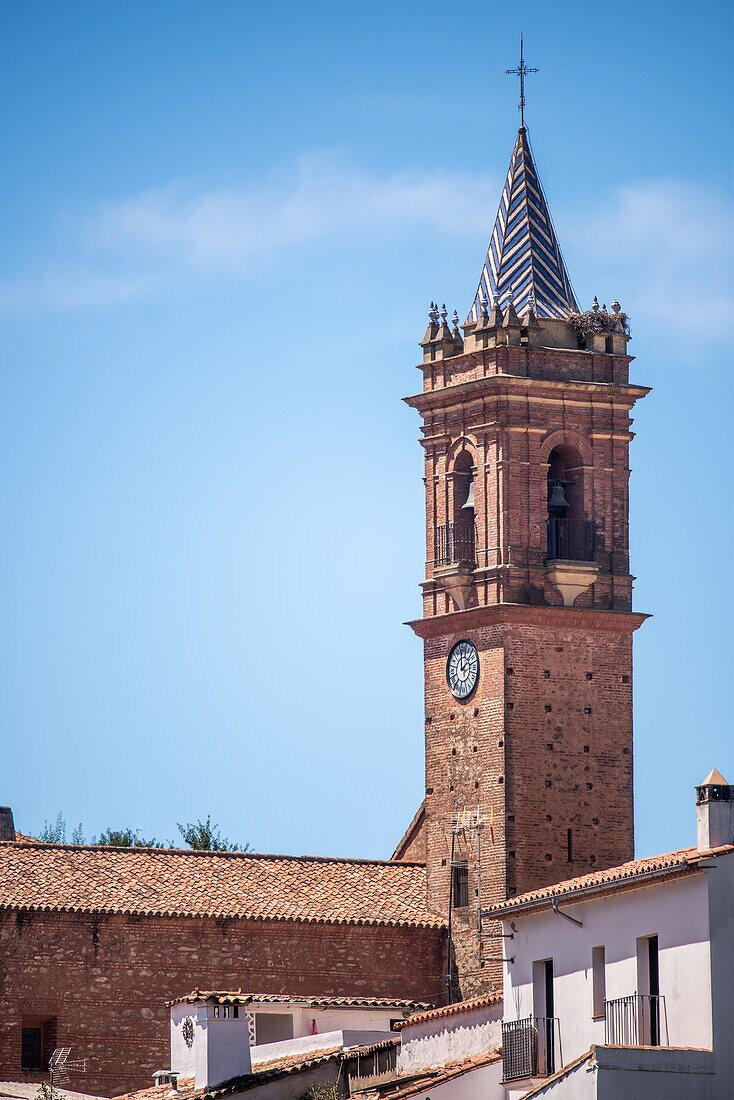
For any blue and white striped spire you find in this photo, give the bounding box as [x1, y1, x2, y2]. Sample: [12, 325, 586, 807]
[468, 127, 579, 323]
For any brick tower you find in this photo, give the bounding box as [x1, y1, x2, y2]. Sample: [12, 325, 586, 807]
[404, 126, 649, 998]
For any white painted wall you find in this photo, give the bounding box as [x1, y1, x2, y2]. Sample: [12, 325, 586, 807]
[394, 1060, 504, 1100]
[169, 999, 399, 1091]
[251, 1029, 393, 1065]
[502, 871, 714, 1066]
[397, 1002, 503, 1074]
[528, 1047, 716, 1100]
[169, 1003, 251, 1088]
[170, 1002, 206, 1078]
[197, 1018, 252, 1088]
[289, 1007, 400, 1037]
[707, 850, 734, 1093]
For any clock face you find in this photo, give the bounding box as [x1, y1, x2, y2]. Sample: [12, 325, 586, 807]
[447, 640, 479, 700]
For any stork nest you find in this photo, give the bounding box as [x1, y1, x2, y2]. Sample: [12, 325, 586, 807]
[568, 309, 630, 338]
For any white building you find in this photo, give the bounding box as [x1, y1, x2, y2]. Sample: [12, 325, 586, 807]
[166, 990, 427, 1089]
[487, 770, 734, 1098]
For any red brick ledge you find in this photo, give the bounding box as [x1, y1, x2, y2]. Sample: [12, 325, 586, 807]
[407, 603, 649, 639]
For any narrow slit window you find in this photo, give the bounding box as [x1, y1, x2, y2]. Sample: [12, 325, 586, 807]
[592, 946, 606, 1018]
[567, 828, 573, 862]
[452, 860, 469, 908]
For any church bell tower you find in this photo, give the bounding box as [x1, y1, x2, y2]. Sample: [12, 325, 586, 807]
[404, 125, 649, 997]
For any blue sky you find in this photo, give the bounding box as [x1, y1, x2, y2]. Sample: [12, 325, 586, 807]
[2, 0, 732, 861]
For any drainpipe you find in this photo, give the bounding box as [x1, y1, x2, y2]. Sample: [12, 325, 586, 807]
[552, 896, 583, 927]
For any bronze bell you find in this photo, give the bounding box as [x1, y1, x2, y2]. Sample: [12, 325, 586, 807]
[548, 480, 568, 509]
[461, 476, 475, 511]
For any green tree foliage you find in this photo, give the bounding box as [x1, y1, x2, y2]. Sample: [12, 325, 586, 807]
[177, 815, 250, 852]
[36, 1081, 65, 1100]
[97, 827, 164, 848]
[40, 812, 66, 843]
[303, 1083, 342, 1100]
[36, 812, 248, 852]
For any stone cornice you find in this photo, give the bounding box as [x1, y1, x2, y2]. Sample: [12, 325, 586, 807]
[406, 603, 650, 639]
[404, 374, 650, 414]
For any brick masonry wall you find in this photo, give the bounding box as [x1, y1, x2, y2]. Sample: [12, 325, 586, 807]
[421, 615, 636, 1000]
[0, 910, 445, 1096]
[393, 816, 426, 863]
[414, 341, 644, 619]
[504, 623, 634, 897]
[408, 330, 646, 998]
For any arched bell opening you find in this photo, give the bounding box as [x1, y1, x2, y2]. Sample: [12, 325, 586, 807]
[436, 450, 476, 568]
[546, 445, 592, 562]
[452, 450, 475, 526]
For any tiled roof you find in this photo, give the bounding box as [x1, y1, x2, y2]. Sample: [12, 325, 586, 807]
[120, 1047, 344, 1100]
[518, 1050, 593, 1099]
[485, 844, 734, 918]
[394, 993, 502, 1030]
[121, 1076, 198, 1100]
[170, 990, 431, 1011]
[467, 126, 579, 323]
[0, 841, 441, 927]
[349, 1050, 501, 1099]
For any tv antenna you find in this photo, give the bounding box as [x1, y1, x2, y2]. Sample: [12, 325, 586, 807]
[49, 1047, 87, 1088]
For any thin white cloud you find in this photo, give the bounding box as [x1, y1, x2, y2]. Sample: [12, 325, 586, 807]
[90, 153, 496, 268]
[560, 180, 734, 336]
[0, 268, 161, 314]
[0, 155, 730, 337]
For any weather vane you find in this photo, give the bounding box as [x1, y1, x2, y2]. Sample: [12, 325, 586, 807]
[506, 33, 538, 128]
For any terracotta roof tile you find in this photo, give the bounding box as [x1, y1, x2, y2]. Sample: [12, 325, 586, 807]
[394, 993, 502, 1029]
[485, 844, 734, 917]
[120, 1077, 198, 1100]
[0, 841, 442, 927]
[120, 1047, 345, 1100]
[171, 990, 430, 1011]
[349, 1049, 501, 1099]
[517, 1050, 593, 1099]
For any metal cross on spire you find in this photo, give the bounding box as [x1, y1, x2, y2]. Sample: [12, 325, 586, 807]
[506, 33, 538, 128]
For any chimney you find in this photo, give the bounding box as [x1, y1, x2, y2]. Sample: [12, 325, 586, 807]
[0, 807, 15, 841]
[696, 770, 734, 850]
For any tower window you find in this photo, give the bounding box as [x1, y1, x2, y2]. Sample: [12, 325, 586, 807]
[452, 861, 469, 908]
[547, 444, 593, 562]
[567, 828, 573, 862]
[21, 1016, 57, 1071]
[21, 1028, 42, 1071]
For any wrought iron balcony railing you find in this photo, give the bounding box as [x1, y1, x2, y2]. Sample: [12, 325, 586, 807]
[434, 521, 476, 567]
[501, 1016, 557, 1081]
[605, 994, 668, 1047]
[546, 516, 596, 563]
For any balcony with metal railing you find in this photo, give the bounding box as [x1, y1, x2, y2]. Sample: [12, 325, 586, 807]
[501, 1016, 557, 1082]
[546, 516, 596, 563]
[605, 994, 668, 1047]
[434, 521, 476, 567]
